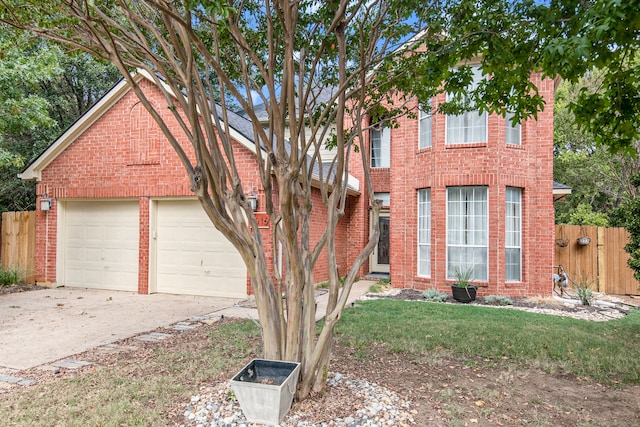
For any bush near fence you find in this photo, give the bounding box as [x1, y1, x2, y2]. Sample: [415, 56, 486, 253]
[555, 224, 640, 296]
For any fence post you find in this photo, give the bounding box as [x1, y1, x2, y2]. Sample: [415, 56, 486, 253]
[597, 227, 606, 294]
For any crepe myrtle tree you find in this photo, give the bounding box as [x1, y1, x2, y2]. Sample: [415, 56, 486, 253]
[3, 0, 639, 399]
[0, 0, 441, 398]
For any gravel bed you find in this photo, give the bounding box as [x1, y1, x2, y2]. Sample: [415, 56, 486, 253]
[181, 372, 415, 427]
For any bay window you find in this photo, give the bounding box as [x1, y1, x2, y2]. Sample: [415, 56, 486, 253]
[447, 186, 488, 281]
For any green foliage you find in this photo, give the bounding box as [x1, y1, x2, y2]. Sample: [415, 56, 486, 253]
[422, 289, 448, 302]
[553, 76, 640, 226]
[0, 28, 60, 137]
[536, 0, 640, 152]
[484, 295, 513, 306]
[613, 174, 640, 283]
[574, 282, 594, 306]
[0, 264, 25, 286]
[316, 276, 350, 290]
[0, 26, 119, 212]
[451, 266, 474, 288]
[564, 203, 610, 227]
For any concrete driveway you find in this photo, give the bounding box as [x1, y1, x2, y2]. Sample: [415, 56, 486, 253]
[0, 287, 240, 371]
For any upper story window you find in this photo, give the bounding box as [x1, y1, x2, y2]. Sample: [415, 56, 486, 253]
[370, 125, 390, 168]
[418, 102, 432, 149]
[506, 112, 522, 145]
[446, 66, 487, 144]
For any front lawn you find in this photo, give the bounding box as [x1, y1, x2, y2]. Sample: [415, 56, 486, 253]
[1, 300, 639, 426]
[336, 300, 640, 385]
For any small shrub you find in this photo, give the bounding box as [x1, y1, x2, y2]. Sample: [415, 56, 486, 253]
[422, 289, 448, 302]
[316, 276, 353, 290]
[574, 282, 594, 306]
[484, 295, 513, 306]
[368, 278, 390, 293]
[316, 281, 329, 289]
[0, 265, 24, 287]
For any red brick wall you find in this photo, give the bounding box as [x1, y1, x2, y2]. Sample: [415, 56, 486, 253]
[351, 73, 555, 297]
[306, 188, 353, 284]
[33, 79, 349, 295]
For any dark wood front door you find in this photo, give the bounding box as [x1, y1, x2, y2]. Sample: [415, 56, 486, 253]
[371, 212, 390, 273]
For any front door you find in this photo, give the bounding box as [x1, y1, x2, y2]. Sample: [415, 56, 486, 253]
[370, 211, 390, 273]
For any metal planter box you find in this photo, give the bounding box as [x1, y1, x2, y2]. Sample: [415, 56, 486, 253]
[230, 358, 301, 425]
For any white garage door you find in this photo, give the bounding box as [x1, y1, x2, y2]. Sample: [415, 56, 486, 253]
[155, 200, 247, 298]
[63, 201, 139, 291]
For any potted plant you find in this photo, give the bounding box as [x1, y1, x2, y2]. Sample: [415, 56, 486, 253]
[230, 358, 301, 425]
[450, 266, 477, 303]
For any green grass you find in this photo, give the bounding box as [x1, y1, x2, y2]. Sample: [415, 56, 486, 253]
[368, 278, 390, 293]
[335, 299, 640, 385]
[0, 320, 261, 427]
[0, 264, 25, 286]
[316, 276, 355, 289]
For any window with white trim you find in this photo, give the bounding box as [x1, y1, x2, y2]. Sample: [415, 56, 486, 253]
[370, 125, 390, 168]
[447, 186, 488, 281]
[446, 66, 487, 144]
[417, 188, 431, 277]
[505, 187, 522, 281]
[419, 103, 432, 149]
[506, 112, 521, 145]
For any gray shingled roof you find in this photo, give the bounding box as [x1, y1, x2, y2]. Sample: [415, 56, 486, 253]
[238, 85, 337, 123]
[553, 181, 571, 191]
[213, 103, 256, 143]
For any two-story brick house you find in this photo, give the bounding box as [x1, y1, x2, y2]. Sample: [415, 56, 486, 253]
[21, 68, 557, 298]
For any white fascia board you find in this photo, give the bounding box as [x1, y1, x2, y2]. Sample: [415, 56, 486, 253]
[310, 173, 361, 196]
[553, 188, 572, 201]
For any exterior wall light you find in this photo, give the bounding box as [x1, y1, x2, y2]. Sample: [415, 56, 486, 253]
[247, 191, 258, 211]
[40, 195, 52, 211]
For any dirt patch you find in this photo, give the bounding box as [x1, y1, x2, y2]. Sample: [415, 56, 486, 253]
[330, 343, 640, 426]
[0, 284, 47, 296]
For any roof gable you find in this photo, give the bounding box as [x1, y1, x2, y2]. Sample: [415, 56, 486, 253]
[20, 72, 258, 181]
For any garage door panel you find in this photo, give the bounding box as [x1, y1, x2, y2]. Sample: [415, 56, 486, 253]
[155, 200, 247, 298]
[62, 201, 139, 291]
[84, 226, 104, 240]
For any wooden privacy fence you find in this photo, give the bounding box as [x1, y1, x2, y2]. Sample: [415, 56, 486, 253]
[0, 211, 36, 284]
[555, 224, 640, 296]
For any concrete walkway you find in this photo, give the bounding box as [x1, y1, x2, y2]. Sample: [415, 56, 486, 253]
[0, 280, 373, 374]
